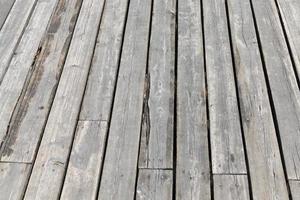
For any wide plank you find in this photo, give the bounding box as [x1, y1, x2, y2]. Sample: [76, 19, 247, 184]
[0, 0, 15, 29]
[176, 0, 210, 199]
[23, 0, 106, 198]
[97, 0, 152, 198]
[138, 0, 175, 169]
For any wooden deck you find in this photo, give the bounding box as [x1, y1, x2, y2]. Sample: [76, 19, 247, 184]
[0, 0, 299, 199]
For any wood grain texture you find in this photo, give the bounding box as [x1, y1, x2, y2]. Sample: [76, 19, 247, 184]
[61, 121, 107, 200]
[138, 0, 175, 169]
[0, 163, 31, 200]
[97, 0, 152, 198]
[0, 0, 15, 29]
[204, 0, 246, 174]
[290, 180, 300, 199]
[0, 0, 83, 163]
[23, 0, 105, 199]
[228, 0, 290, 199]
[176, 0, 210, 199]
[136, 169, 173, 200]
[214, 175, 250, 200]
[251, 0, 300, 180]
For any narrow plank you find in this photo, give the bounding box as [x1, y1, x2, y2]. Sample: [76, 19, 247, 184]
[228, 0, 290, 198]
[290, 180, 300, 199]
[0, 163, 31, 200]
[0, 0, 83, 163]
[176, 0, 210, 199]
[23, 0, 106, 198]
[251, 0, 300, 180]
[0, 0, 38, 82]
[138, 0, 175, 169]
[214, 175, 250, 200]
[97, 0, 152, 198]
[203, 0, 246, 174]
[0, 0, 15, 29]
[60, 121, 107, 200]
[0, 0, 59, 144]
[136, 169, 173, 200]
[276, 0, 300, 78]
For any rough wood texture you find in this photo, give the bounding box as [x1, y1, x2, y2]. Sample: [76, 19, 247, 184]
[23, 0, 105, 199]
[228, 0, 290, 198]
[0, 163, 31, 200]
[0, 0, 83, 163]
[251, 0, 300, 180]
[204, 0, 246, 174]
[97, 0, 152, 198]
[214, 175, 250, 200]
[61, 121, 107, 200]
[138, 0, 175, 169]
[176, 0, 210, 199]
[136, 169, 173, 200]
[290, 180, 300, 199]
[0, 0, 15, 29]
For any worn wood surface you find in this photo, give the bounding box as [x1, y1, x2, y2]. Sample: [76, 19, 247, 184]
[290, 180, 300, 199]
[0, 0, 15, 29]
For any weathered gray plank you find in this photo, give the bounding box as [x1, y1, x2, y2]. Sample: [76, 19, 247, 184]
[0, 163, 31, 200]
[214, 175, 250, 200]
[23, 0, 106, 198]
[0, 0, 59, 144]
[176, 0, 210, 199]
[290, 180, 300, 199]
[204, 0, 246, 174]
[61, 121, 107, 200]
[138, 0, 175, 169]
[97, 0, 152, 198]
[0, 0, 15, 29]
[276, 0, 300, 79]
[228, 0, 290, 198]
[0, 0, 83, 163]
[0, 0, 38, 82]
[136, 169, 173, 200]
[251, 0, 300, 180]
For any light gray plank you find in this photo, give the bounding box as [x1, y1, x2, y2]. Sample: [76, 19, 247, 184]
[176, 0, 210, 199]
[290, 180, 300, 199]
[61, 121, 107, 200]
[80, 0, 129, 121]
[204, 0, 246, 174]
[276, 0, 300, 79]
[0, 163, 31, 200]
[23, 0, 106, 199]
[136, 169, 173, 200]
[0, 0, 15, 29]
[251, 0, 300, 180]
[0, 0, 59, 144]
[214, 175, 250, 200]
[0, 0, 83, 163]
[97, 0, 152, 198]
[138, 0, 175, 169]
[0, 0, 38, 82]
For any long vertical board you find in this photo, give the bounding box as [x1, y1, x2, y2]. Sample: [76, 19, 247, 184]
[176, 0, 210, 199]
[138, 0, 175, 169]
[23, 0, 105, 198]
[251, 0, 300, 180]
[97, 0, 152, 198]
[203, 0, 246, 174]
[228, 0, 290, 198]
[0, 0, 15, 29]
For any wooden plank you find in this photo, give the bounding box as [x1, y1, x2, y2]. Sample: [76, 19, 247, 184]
[0, 0, 59, 144]
[276, 0, 300, 79]
[228, 0, 290, 198]
[176, 0, 210, 199]
[214, 175, 250, 200]
[0, 163, 31, 200]
[0, 0, 15, 29]
[138, 0, 175, 169]
[0, 0, 83, 163]
[0, 0, 38, 82]
[251, 0, 300, 180]
[97, 0, 152, 198]
[290, 180, 300, 199]
[23, 0, 106, 198]
[60, 121, 107, 200]
[203, 0, 246, 174]
[136, 169, 173, 200]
